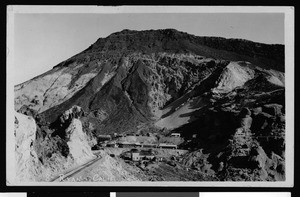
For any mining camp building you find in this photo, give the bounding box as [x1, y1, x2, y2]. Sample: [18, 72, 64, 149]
[131, 149, 155, 161]
[170, 133, 181, 137]
[158, 143, 177, 149]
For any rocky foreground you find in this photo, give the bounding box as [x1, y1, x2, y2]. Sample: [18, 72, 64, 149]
[14, 29, 285, 182]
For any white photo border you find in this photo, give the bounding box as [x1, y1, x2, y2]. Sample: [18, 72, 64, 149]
[6, 5, 295, 187]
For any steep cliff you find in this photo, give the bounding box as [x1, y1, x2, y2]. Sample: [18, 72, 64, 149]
[14, 112, 41, 182]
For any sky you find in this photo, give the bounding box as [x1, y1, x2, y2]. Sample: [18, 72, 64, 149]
[13, 12, 284, 85]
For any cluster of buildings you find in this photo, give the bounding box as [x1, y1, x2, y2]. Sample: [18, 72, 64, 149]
[99, 132, 181, 139]
[105, 141, 178, 149]
[98, 132, 181, 150]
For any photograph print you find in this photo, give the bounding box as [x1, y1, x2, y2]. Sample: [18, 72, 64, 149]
[6, 6, 294, 186]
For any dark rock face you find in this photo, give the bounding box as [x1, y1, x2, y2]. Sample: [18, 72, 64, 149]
[41, 53, 230, 134]
[15, 29, 285, 181]
[89, 29, 284, 71]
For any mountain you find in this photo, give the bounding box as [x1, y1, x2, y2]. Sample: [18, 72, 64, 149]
[15, 29, 284, 133]
[14, 29, 285, 182]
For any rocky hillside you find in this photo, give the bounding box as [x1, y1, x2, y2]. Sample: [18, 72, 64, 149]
[14, 29, 285, 181]
[14, 107, 96, 182]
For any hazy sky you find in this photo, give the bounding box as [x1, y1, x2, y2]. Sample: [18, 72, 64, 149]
[13, 13, 284, 85]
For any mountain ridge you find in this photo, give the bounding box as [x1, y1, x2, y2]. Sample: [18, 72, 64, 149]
[15, 28, 284, 87]
[49, 28, 284, 72]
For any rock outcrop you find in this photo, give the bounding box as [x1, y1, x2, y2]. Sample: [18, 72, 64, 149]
[14, 112, 40, 182]
[214, 105, 285, 181]
[14, 105, 97, 181]
[14, 64, 102, 113]
[213, 62, 255, 93]
[181, 149, 215, 175]
[65, 119, 95, 165]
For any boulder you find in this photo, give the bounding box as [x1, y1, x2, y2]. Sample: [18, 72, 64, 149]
[240, 116, 252, 129]
[248, 146, 267, 169]
[269, 152, 284, 171]
[217, 162, 224, 172]
[251, 107, 262, 115]
[257, 168, 268, 180]
[200, 164, 214, 174]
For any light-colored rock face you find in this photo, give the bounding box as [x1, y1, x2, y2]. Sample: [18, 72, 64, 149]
[14, 62, 102, 113]
[265, 69, 285, 86]
[213, 62, 255, 93]
[266, 73, 285, 87]
[65, 118, 95, 165]
[212, 62, 284, 94]
[14, 112, 40, 182]
[14, 59, 121, 114]
[14, 108, 96, 182]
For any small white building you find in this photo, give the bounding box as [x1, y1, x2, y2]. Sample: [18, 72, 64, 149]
[158, 143, 177, 149]
[171, 133, 181, 137]
[131, 152, 140, 161]
[131, 149, 155, 161]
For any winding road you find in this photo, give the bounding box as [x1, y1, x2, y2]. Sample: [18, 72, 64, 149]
[51, 153, 102, 182]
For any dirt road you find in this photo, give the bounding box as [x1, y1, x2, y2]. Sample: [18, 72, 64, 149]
[51, 154, 102, 182]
